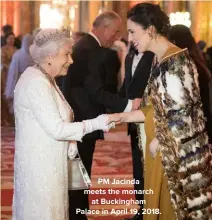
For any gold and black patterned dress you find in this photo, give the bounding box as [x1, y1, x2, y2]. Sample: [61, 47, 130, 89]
[138, 47, 212, 220]
[140, 99, 175, 220]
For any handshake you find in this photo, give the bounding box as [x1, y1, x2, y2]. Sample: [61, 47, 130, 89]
[83, 98, 142, 134]
[83, 115, 116, 134]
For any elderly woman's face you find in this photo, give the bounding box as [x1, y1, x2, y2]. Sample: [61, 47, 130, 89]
[50, 43, 73, 76]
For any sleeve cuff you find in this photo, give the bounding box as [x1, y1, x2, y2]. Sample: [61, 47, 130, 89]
[123, 100, 132, 112]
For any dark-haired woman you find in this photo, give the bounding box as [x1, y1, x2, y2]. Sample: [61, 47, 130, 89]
[1, 32, 17, 126]
[108, 3, 212, 220]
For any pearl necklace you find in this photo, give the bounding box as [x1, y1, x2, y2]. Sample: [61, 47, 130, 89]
[36, 64, 74, 120]
[36, 64, 66, 101]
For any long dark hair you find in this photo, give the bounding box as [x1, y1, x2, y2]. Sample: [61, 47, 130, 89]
[169, 25, 211, 80]
[4, 32, 15, 45]
[169, 24, 212, 141]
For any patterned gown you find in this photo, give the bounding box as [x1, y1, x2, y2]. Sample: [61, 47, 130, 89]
[138, 47, 212, 220]
[140, 99, 175, 220]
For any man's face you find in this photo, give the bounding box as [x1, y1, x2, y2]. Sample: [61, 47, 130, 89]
[102, 19, 122, 48]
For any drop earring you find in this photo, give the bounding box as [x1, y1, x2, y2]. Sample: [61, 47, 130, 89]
[149, 33, 153, 40]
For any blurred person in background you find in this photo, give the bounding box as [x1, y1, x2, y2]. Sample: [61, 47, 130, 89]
[5, 34, 35, 114]
[1, 24, 13, 47]
[1, 24, 21, 49]
[206, 46, 212, 72]
[169, 24, 212, 143]
[1, 32, 17, 126]
[197, 40, 207, 63]
[1, 32, 17, 77]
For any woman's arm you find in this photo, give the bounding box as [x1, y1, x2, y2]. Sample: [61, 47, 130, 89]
[108, 110, 145, 124]
[26, 77, 110, 141]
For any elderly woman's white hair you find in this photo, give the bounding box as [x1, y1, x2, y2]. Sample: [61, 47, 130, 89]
[29, 28, 73, 64]
[32, 27, 41, 37]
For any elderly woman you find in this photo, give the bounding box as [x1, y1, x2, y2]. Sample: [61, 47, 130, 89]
[12, 29, 112, 220]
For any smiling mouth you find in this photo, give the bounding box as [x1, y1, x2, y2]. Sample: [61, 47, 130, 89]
[63, 63, 70, 69]
[133, 43, 139, 48]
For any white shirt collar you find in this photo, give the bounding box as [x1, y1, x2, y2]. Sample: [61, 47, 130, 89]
[135, 53, 143, 59]
[89, 32, 101, 46]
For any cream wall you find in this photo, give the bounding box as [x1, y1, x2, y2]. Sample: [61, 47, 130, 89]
[189, 1, 212, 47]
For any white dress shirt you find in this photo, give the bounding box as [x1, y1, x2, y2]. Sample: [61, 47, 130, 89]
[132, 53, 143, 77]
[131, 53, 146, 158]
[88, 32, 101, 46]
[124, 53, 144, 112]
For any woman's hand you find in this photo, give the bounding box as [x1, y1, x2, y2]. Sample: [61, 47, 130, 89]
[83, 114, 116, 134]
[68, 141, 78, 159]
[107, 113, 124, 125]
[149, 137, 159, 158]
[107, 110, 145, 124]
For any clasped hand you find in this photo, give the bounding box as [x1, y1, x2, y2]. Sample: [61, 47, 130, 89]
[107, 113, 124, 125]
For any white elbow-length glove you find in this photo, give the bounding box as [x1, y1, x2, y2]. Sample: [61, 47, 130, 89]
[68, 141, 78, 159]
[83, 114, 115, 135]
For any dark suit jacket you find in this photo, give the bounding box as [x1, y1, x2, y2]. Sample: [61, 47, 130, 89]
[120, 49, 154, 134]
[62, 34, 127, 139]
[195, 62, 212, 141]
[102, 48, 120, 94]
